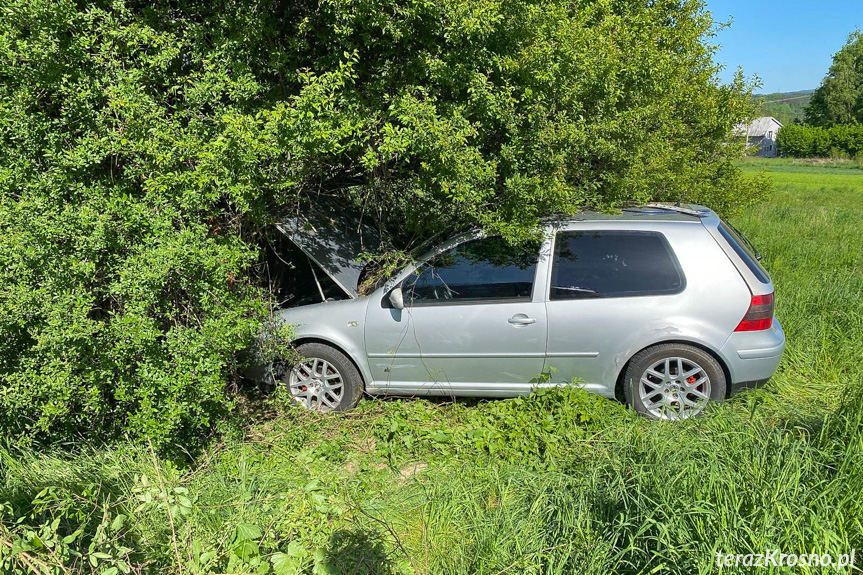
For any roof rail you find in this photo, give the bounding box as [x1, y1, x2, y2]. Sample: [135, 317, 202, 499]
[639, 203, 709, 217]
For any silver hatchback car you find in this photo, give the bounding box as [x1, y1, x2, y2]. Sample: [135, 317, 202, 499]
[255, 204, 784, 419]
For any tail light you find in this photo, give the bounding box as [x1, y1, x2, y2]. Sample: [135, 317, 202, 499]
[735, 293, 774, 332]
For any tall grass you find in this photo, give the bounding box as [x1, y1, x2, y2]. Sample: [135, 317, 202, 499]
[2, 159, 862, 574]
[396, 402, 863, 574]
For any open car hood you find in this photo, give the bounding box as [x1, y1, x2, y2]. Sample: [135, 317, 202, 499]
[276, 207, 382, 299]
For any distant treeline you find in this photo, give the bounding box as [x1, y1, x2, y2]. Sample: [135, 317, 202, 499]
[756, 91, 813, 125]
[777, 124, 863, 158]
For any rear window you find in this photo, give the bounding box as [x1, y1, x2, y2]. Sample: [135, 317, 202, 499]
[718, 222, 770, 284]
[550, 231, 684, 300]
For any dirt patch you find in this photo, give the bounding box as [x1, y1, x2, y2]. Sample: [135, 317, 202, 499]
[399, 462, 428, 480]
[355, 435, 377, 454]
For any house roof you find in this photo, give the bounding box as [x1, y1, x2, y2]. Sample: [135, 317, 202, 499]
[734, 116, 783, 138]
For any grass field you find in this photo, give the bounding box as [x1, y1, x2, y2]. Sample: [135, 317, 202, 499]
[2, 158, 863, 574]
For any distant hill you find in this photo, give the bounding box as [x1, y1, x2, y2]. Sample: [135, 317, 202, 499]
[753, 90, 815, 125]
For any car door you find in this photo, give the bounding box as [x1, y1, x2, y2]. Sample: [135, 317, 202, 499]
[364, 235, 549, 396]
[544, 225, 688, 397]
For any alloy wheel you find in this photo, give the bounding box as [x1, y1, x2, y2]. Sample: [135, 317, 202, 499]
[638, 356, 711, 419]
[288, 357, 345, 412]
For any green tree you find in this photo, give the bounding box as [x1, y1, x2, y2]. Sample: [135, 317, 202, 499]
[0, 0, 765, 451]
[806, 31, 863, 126]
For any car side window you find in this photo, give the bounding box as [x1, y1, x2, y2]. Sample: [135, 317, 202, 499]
[718, 222, 770, 284]
[550, 230, 684, 300]
[403, 236, 540, 305]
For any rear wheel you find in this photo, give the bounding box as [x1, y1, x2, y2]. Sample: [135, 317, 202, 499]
[622, 343, 726, 420]
[280, 343, 363, 412]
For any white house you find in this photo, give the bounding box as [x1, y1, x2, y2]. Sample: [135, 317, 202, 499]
[735, 116, 783, 158]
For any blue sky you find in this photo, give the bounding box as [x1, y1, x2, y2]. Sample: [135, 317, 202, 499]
[708, 0, 863, 93]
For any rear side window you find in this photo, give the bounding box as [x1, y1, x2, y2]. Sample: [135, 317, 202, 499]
[718, 222, 770, 284]
[550, 231, 684, 300]
[403, 236, 540, 304]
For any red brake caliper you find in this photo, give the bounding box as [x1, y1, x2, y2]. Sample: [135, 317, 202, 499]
[686, 375, 697, 385]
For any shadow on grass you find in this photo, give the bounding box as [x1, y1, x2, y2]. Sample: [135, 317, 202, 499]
[323, 528, 400, 575]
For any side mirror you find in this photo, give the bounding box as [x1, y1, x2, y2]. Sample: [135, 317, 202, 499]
[388, 286, 405, 310]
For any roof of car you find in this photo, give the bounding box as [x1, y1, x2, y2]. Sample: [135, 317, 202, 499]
[544, 204, 717, 223]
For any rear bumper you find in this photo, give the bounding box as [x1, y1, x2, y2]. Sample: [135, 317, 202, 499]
[719, 318, 785, 391]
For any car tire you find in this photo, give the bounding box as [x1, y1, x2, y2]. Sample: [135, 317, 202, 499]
[280, 343, 363, 413]
[622, 343, 726, 420]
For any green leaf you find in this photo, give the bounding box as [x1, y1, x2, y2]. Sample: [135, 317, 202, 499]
[236, 522, 262, 541]
[287, 541, 307, 557]
[432, 431, 452, 443]
[233, 539, 260, 562]
[271, 552, 301, 575]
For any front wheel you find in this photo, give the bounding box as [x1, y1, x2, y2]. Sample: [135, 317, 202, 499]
[279, 343, 363, 413]
[622, 343, 726, 420]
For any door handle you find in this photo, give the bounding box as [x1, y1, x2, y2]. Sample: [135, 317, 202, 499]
[508, 314, 537, 326]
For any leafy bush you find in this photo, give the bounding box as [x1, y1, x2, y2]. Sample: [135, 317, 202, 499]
[0, 0, 764, 450]
[777, 123, 863, 158]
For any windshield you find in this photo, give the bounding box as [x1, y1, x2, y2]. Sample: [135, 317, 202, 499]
[356, 231, 476, 296]
[357, 251, 414, 296]
[401, 236, 540, 303]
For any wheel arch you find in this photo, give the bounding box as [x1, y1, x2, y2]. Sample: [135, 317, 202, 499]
[614, 339, 733, 401]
